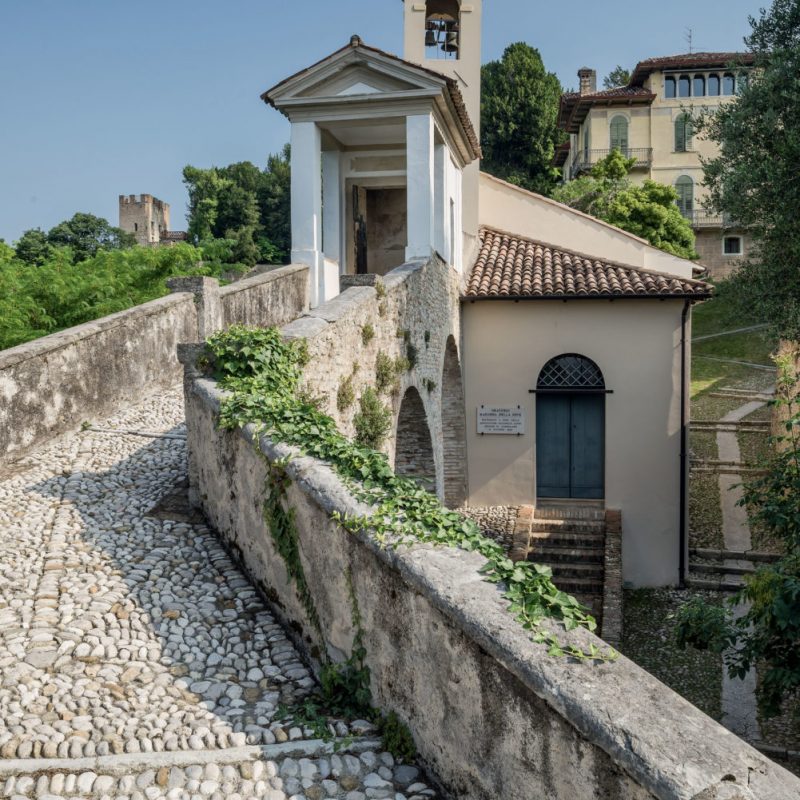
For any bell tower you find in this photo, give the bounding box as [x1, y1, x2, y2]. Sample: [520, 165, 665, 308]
[403, 0, 482, 262]
[403, 1, 482, 130]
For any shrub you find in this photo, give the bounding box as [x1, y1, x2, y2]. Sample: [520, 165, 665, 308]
[353, 387, 392, 450]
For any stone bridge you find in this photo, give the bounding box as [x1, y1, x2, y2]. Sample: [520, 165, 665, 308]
[0, 260, 798, 799]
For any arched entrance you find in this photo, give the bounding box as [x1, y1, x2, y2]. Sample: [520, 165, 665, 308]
[536, 355, 605, 500]
[441, 336, 467, 507]
[395, 387, 436, 492]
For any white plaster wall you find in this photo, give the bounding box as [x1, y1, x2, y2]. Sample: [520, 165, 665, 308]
[479, 173, 694, 279]
[461, 299, 689, 587]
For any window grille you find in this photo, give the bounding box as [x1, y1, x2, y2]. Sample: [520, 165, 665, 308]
[537, 355, 605, 390]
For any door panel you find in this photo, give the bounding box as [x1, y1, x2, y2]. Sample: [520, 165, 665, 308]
[536, 395, 571, 498]
[536, 394, 604, 499]
[570, 394, 605, 499]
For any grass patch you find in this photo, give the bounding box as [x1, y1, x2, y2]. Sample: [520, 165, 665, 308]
[689, 431, 718, 462]
[689, 473, 724, 550]
[621, 588, 724, 720]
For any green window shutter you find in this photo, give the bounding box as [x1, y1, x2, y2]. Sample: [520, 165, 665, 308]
[676, 176, 694, 217]
[610, 116, 628, 152]
[675, 115, 685, 152]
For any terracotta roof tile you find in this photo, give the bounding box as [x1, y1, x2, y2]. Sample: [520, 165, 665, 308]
[630, 51, 755, 85]
[465, 229, 712, 301]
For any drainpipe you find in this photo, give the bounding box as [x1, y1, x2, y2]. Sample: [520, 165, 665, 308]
[679, 299, 691, 587]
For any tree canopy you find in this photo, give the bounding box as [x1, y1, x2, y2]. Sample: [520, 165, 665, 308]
[551, 150, 698, 259]
[480, 42, 565, 196]
[183, 145, 291, 267]
[603, 65, 631, 89]
[14, 214, 135, 265]
[697, 0, 800, 338]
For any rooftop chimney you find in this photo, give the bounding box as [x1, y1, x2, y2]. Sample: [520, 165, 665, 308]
[578, 67, 597, 96]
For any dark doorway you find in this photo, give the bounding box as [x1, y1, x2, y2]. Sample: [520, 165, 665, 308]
[535, 355, 605, 500]
[351, 185, 407, 276]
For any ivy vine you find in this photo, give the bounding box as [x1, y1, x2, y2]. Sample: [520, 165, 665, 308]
[205, 326, 616, 663]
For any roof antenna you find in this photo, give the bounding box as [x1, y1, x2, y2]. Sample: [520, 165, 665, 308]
[684, 27, 694, 54]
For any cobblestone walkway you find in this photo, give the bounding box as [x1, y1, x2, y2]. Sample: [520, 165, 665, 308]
[0, 389, 436, 800]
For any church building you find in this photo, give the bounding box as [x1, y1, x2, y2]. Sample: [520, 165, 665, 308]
[262, 0, 711, 589]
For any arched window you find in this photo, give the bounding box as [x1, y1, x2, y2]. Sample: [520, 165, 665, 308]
[708, 74, 720, 96]
[537, 355, 605, 390]
[675, 113, 693, 152]
[693, 75, 705, 97]
[675, 176, 694, 219]
[609, 115, 629, 154]
[679, 75, 691, 97]
[425, 0, 460, 60]
[665, 76, 676, 98]
[723, 73, 736, 95]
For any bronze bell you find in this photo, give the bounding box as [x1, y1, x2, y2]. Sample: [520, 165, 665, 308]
[442, 31, 459, 52]
[425, 29, 437, 47]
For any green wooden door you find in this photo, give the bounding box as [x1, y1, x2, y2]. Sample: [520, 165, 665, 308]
[536, 394, 604, 499]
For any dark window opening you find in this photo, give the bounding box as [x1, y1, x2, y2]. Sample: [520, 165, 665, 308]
[425, 0, 460, 60]
[723, 73, 736, 95]
[679, 75, 691, 97]
[708, 74, 720, 96]
[665, 76, 676, 98]
[693, 75, 705, 97]
[724, 236, 743, 255]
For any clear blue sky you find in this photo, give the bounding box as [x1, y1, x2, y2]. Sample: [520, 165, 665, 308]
[0, 0, 762, 242]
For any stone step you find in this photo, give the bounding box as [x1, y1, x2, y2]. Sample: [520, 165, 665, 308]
[528, 544, 605, 563]
[685, 576, 745, 592]
[689, 561, 756, 576]
[550, 576, 606, 595]
[534, 560, 605, 580]
[530, 518, 606, 534]
[533, 504, 606, 521]
[529, 530, 606, 548]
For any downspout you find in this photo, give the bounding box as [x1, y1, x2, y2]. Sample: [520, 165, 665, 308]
[679, 299, 691, 587]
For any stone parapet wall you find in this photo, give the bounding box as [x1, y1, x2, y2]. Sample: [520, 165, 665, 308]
[0, 266, 309, 467]
[183, 371, 800, 800]
[282, 257, 463, 501]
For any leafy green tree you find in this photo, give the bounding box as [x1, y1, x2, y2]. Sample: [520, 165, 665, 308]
[676, 352, 800, 717]
[552, 150, 698, 259]
[46, 213, 135, 262]
[602, 65, 631, 89]
[257, 145, 291, 262]
[183, 147, 292, 265]
[14, 228, 54, 266]
[696, 0, 800, 337]
[481, 43, 565, 196]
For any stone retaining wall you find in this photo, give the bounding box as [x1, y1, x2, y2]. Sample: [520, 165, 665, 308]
[282, 257, 464, 504]
[182, 366, 800, 800]
[0, 265, 308, 466]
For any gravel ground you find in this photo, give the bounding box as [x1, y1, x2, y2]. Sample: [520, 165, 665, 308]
[620, 588, 724, 721]
[689, 474, 725, 550]
[0, 387, 438, 800]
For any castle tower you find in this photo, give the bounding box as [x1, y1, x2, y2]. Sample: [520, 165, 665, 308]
[403, 0, 482, 258]
[118, 194, 171, 246]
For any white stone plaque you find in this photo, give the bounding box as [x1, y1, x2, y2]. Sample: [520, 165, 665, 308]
[477, 405, 525, 435]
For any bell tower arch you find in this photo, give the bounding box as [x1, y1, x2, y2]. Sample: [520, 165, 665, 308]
[403, 0, 482, 263]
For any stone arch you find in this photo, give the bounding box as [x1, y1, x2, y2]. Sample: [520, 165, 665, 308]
[441, 335, 467, 507]
[394, 386, 436, 492]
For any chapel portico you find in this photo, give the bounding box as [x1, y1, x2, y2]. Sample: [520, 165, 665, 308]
[263, 35, 479, 307]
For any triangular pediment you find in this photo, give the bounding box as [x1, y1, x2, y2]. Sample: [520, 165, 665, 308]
[263, 39, 448, 108]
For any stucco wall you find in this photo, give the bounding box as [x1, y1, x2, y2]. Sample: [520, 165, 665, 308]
[479, 172, 694, 279]
[282, 257, 462, 502]
[461, 299, 690, 587]
[182, 372, 799, 800]
[0, 265, 309, 467]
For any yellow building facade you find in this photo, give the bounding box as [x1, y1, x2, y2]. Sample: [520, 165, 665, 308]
[556, 53, 755, 279]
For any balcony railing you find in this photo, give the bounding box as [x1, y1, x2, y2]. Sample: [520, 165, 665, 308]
[570, 147, 652, 178]
[680, 210, 737, 228]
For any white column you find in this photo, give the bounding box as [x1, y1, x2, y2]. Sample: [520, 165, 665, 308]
[291, 121, 323, 307]
[433, 143, 446, 260]
[406, 113, 435, 261]
[322, 150, 342, 266]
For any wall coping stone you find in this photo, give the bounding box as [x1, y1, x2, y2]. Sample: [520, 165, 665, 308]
[0, 292, 193, 369]
[301, 286, 377, 325]
[218, 264, 309, 298]
[189, 374, 800, 800]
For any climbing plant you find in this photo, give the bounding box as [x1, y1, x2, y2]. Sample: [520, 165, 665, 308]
[205, 325, 614, 667]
